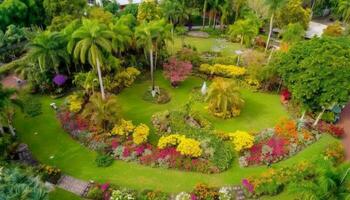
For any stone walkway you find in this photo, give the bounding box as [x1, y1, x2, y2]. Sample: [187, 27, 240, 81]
[57, 175, 90, 197]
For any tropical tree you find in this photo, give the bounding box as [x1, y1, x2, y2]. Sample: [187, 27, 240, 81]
[281, 23, 305, 44]
[233, 0, 247, 21]
[338, 0, 350, 23]
[109, 16, 133, 55]
[274, 37, 350, 125]
[206, 78, 245, 119]
[275, 0, 311, 29]
[228, 16, 260, 46]
[68, 19, 114, 100]
[27, 31, 70, 74]
[135, 19, 171, 93]
[265, 0, 287, 51]
[289, 160, 350, 200]
[82, 93, 120, 131]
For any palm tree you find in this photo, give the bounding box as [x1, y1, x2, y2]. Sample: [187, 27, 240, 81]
[228, 17, 260, 47]
[82, 93, 120, 131]
[202, 0, 208, 29]
[233, 0, 247, 21]
[27, 31, 70, 74]
[289, 160, 350, 200]
[68, 19, 114, 100]
[206, 78, 244, 118]
[339, 0, 350, 24]
[110, 17, 133, 55]
[264, 0, 287, 52]
[135, 19, 171, 93]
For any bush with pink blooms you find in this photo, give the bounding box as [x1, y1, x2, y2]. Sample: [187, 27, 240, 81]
[163, 57, 192, 87]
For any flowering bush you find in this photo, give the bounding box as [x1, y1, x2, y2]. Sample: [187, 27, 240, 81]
[176, 138, 202, 157]
[163, 57, 192, 86]
[53, 74, 68, 86]
[158, 134, 202, 157]
[192, 183, 219, 200]
[111, 119, 135, 136]
[66, 94, 83, 113]
[323, 142, 345, 165]
[316, 121, 345, 138]
[132, 124, 150, 145]
[175, 192, 191, 200]
[113, 67, 140, 92]
[199, 64, 246, 78]
[243, 161, 315, 197]
[157, 134, 184, 149]
[274, 118, 298, 141]
[110, 189, 135, 200]
[229, 131, 254, 152]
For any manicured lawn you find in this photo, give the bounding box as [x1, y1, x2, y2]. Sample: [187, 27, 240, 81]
[13, 72, 339, 194]
[49, 188, 81, 200]
[118, 71, 288, 132]
[170, 36, 241, 56]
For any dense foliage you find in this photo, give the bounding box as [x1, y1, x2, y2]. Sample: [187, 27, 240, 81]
[274, 37, 350, 112]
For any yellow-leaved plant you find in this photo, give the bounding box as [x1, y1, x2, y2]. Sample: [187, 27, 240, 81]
[133, 124, 150, 144]
[199, 64, 246, 78]
[229, 131, 254, 152]
[67, 94, 83, 113]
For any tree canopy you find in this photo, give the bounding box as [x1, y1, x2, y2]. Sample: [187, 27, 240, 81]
[274, 37, 350, 112]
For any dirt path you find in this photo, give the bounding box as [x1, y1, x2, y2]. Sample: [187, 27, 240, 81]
[337, 103, 350, 159]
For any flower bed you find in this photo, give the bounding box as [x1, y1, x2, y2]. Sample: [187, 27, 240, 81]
[238, 119, 323, 167]
[86, 181, 242, 200]
[56, 108, 223, 173]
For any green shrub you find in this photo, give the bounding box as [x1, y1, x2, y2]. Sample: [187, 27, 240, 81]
[87, 186, 104, 200]
[21, 95, 42, 117]
[95, 154, 114, 167]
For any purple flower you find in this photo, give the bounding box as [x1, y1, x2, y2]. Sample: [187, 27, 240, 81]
[53, 74, 68, 86]
[242, 179, 254, 193]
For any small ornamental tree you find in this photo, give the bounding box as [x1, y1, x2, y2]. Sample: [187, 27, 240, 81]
[163, 57, 192, 87]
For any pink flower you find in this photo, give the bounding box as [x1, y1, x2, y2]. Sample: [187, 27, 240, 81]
[242, 179, 254, 193]
[100, 183, 109, 192]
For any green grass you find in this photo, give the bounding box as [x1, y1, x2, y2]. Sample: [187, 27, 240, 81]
[13, 72, 338, 194]
[49, 188, 81, 200]
[170, 36, 241, 56]
[118, 71, 287, 132]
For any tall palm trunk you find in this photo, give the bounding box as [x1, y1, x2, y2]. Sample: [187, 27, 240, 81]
[96, 59, 106, 100]
[202, 0, 208, 29]
[208, 11, 212, 27]
[0, 120, 4, 135]
[154, 43, 158, 70]
[265, 13, 274, 52]
[240, 35, 244, 47]
[213, 11, 217, 29]
[313, 107, 326, 127]
[149, 48, 155, 91]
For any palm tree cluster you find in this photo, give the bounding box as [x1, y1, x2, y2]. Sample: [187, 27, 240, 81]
[25, 13, 172, 100]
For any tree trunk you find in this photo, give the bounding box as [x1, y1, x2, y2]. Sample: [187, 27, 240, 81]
[208, 11, 212, 27]
[0, 120, 4, 135]
[265, 13, 274, 52]
[213, 11, 217, 29]
[202, 0, 207, 30]
[240, 35, 244, 47]
[300, 110, 306, 121]
[66, 65, 71, 75]
[235, 7, 239, 21]
[149, 48, 155, 91]
[7, 118, 15, 137]
[154, 43, 158, 70]
[96, 59, 106, 100]
[313, 107, 326, 127]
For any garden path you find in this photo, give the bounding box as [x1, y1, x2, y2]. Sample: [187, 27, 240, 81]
[57, 175, 90, 197]
[337, 103, 350, 159]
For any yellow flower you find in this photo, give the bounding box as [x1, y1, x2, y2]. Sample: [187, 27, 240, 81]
[157, 134, 184, 149]
[67, 95, 83, 113]
[157, 134, 202, 157]
[111, 119, 135, 136]
[133, 124, 150, 144]
[228, 131, 254, 152]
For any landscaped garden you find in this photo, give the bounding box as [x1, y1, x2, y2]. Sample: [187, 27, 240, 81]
[1, 0, 350, 199]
